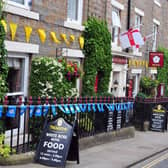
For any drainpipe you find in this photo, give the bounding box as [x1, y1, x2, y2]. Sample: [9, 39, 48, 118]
[127, 0, 131, 30]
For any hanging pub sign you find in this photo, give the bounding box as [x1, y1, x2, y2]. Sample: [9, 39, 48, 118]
[150, 105, 167, 132]
[35, 117, 76, 167]
[149, 52, 164, 67]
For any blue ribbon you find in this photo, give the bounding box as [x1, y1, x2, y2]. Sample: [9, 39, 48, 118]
[87, 104, 92, 112]
[74, 104, 81, 113]
[0, 106, 3, 118]
[97, 104, 104, 112]
[6, 106, 16, 118]
[79, 104, 87, 112]
[20, 105, 27, 115]
[69, 104, 75, 114]
[51, 105, 57, 116]
[29, 105, 35, 117]
[63, 104, 70, 114]
[43, 105, 49, 116]
[115, 103, 121, 111]
[58, 105, 66, 113]
[35, 105, 42, 117]
[92, 104, 97, 112]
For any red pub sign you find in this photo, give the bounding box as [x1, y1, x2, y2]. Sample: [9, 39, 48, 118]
[149, 52, 164, 67]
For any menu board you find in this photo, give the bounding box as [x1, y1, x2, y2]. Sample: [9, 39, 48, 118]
[150, 105, 166, 132]
[35, 118, 74, 167]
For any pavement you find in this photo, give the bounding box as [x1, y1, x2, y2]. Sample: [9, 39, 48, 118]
[1, 130, 168, 168]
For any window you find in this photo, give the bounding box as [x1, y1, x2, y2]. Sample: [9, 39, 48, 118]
[67, 0, 83, 24]
[133, 14, 142, 53]
[10, 0, 32, 8]
[112, 8, 121, 45]
[152, 24, 158, 51]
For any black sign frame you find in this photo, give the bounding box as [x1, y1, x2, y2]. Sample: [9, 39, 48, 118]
[150, 104, 167, 132]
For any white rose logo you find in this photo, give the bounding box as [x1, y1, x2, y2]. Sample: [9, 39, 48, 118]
[153, 56, 160, 63]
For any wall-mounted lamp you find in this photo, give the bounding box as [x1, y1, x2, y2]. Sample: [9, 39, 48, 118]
[113, 80, 119, 90]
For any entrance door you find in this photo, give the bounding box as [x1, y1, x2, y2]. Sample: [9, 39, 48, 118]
[132, 74, 140, 98]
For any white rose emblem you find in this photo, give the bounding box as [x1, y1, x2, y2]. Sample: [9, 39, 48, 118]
[153, 56, 160, 63]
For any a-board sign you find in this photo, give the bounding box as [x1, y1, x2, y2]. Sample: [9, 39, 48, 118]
[150, 105, 166, 132]
[35, 117, 74, 167]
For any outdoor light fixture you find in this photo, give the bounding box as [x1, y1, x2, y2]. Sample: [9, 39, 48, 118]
[113, 80, 119, 90]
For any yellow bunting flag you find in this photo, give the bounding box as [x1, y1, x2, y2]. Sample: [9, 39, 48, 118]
[1, 20, 7, 33]
[60, 33, 70, 45]
[79, 36, 84, 49]
[24, 26, 32, 43]
[128, 59, 132, 67]
[69, 34, 75, 43]
[146, 61, 148, 68]
[50, 32, 61, 44]
[9, 23, 17, 41]
[37, 29, 46, 43]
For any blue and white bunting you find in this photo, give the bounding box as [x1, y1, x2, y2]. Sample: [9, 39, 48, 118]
[6, 106, 16, 118]
[124, 103, 128, 110]
[64, 105, 70, 114]
[43, 105, 49, 116]
[97, 104, 104, 112]
[20, 105, 27, 115]
[79, 104, 87, 112]
[29, 105, 35, 117]
[58, 105, 66, 113]
[87, 104, 91, 112]
[35, 105, 42, 117]
[115, 103, 121, 111]
[92, 104, 97, 112]
[74, 104, 81, 113]
[51, 105, 57, 116]
[0, 106, 3, 118]
[69, 104, 75, 114]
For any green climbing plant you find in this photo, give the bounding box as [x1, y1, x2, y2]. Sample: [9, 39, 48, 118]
[157, 47, 168, 96]
[0, 1, 8, 101]
[82, 17, 112, 96]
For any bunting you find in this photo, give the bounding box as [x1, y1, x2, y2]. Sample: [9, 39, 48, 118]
[24, 26, 32, 43]
[38, 29, 46, 43]
[9, 23, 17, 41]
[6, 106, 16, 118]
[0, 106, 3, 118]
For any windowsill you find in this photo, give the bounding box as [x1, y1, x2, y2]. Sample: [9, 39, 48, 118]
[5, 40, 39, 54]
[154, 0, 161, 7]
[64, 21, 85, 31]
[112, 43, 122, 52]
[6, 92, 24, 96]
[133, 51, 142, 56]
[3, 0, 39, 20]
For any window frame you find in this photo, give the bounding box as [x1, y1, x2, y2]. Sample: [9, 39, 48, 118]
[152, 23, 158, 51]
[112, 8, 121, 46]
[6, 0, 31, 10]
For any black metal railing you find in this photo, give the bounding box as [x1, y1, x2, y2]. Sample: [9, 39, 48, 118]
[0, 96, 134, 155]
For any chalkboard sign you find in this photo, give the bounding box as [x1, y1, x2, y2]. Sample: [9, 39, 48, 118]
[35, 118, 75, 167]
[150, 105, 166, 132]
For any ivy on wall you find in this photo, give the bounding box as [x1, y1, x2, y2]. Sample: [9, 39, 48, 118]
[82, 17, 112, 96]
[0, 1, 8, 100]
[157, 47, 168, 96]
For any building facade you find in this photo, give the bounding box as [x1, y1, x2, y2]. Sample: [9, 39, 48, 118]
[110, 0, 168, 97]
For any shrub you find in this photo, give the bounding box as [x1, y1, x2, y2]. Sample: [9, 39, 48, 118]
[30, 57, 78, 97]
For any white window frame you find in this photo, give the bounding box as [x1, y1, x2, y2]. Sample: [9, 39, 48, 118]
[154, 0, 161, 7]
[3, 0, 39, 20]
[6, 53, 29, 97]
[112, 7, 122, 51]
[152, 23, 159, 51]
[64, 0, 84, 31]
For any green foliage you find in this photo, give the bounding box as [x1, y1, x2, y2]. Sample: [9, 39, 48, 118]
[0, 134, 11, 158]
[157, 47, 168, 96]
[30, 57, 78, 97]
[140, 76, 159, 97]
[82, 17, 112, 96]
[0, 1, 8, 101]
[137, 92, 148, 98]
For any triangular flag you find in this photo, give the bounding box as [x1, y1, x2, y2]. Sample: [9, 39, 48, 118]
[24, 26, 32, 43]
[20, 105, 27, 115]
[38, 29, 46, 43]
[10, 23, 17, 41]
[69, 34, 75, 42]
[6, 106, 16, 118]
[0, 106, 3, 118]
[35, 105, 42, 117]
[79, 36, 84, 49]
[60, 33, 70, 46]
[29, 105, 35, 117]
[50, 31, 61, 44]
[1, 20, 7, 33]
[51, 105, 57, 116]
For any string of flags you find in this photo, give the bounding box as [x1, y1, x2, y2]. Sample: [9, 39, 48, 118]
[0, 102, 134, 118]
[0, 20, 84, 49]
